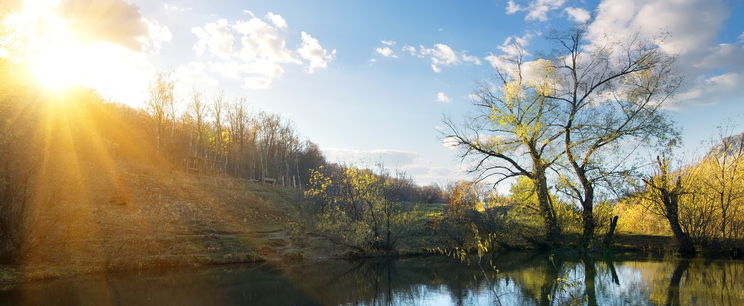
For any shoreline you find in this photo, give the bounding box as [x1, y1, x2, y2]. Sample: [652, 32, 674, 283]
[2, 234, 742, 287]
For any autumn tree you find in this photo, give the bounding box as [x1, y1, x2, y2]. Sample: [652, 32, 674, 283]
[699, 127, 744, 239]
[444, 44, 564, 245]
[642, 155, 695, 255]
[305, 165, 414, 252]
[544, 29, 680, 247]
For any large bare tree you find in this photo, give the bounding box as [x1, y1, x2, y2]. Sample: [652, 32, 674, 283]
[544, 29, 681, 247]
[444, 46, 565, 245]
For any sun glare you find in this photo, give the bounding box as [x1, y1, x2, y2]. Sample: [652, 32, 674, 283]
[2, 0, 148, 99]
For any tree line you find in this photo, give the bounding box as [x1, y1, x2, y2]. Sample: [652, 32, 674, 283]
[145, 72, 325, 186]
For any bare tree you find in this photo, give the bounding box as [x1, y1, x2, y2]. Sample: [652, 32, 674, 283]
[212, 89, 226, 173]
[444, 45, 564, 245]
[226, 98, 248, 175]
[187, 88, 207, 158]
[544, 29, 681, 247]
[146, 72, 175, 151]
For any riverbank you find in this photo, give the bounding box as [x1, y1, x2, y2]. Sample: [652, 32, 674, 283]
[1, 157, 741, 286]
[3, 250, 744, 306]
[2, 231, 742, 287]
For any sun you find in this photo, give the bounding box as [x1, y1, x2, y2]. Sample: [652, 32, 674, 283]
[1, 0, 149, 99]
[1, 1, 87, 92]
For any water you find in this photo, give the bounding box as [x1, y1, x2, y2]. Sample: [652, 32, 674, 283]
[1, 252, 742, 305]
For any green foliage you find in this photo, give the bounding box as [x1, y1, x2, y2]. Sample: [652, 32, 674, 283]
[305, 165, 416, 253]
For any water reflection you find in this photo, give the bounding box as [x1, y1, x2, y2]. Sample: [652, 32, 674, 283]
[1, 253, 742, 305]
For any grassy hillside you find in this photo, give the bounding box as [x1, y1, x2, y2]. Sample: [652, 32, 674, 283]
[0, 95, 319, 282]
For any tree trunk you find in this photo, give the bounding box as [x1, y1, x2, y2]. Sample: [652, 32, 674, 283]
[667, 208, 695, 255]
[603, 216, 619, 248]
[582, 202, 595, 248]
[534, 171, 560, 246]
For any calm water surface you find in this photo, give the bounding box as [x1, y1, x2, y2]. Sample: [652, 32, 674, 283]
[1, 252, 742, 305]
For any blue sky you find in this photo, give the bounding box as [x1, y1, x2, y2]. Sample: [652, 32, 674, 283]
[3, 0, 743, 187]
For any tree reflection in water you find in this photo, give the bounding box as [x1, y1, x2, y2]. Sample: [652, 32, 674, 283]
[1, 252, 742, 305]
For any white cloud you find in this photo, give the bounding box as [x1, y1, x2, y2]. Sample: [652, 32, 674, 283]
[163, 3, 192, 13]
[138, 17, 172, 53]
[381, 40, 396, 46]
[587, 0, 725, 56]
[564, 7, 591, 23]
[441, 136, 460, 149]
[696, 43, 744, 70]
[462, 54, 482, 65]
[674, 73, 742, 108]
[436, 92, 451, 103]
[506, 0, 522, 14]
[739, 32, 744, 42]
[485, 33, 533, 72]
[375, 46, 397, 58]
[586, 0, 741, 107]
[191, 13, 334, 88]
[298, 31, 336, 73]
[506, 0, 568, 22]
[192, 19, 235, 58]
[406, 43, 482, 73]
[402, 45, 418, 56]
[265, 12, 288, 30]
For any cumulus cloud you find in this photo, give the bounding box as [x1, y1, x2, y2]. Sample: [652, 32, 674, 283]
[192, 19, 235, 58]
[373, 40, 399, 58]
[138, 17, 172, 53]
[436, 92, 451, 103]
[375, 46, 396, 58]
[404, 43, 482, 73]
[506, 0, 568, 22]
[47, 0, 171, 52]
[298, 31, 336, 73]
[401, 45, 418, 56]
[484, 33, 533, 72]
[586, 0, 726, 57]
[506, 1, 522, 14]
[585, 0, 740, 107]
[191, 12, 335, 88]
[674, 73, 742, 107]
[564, 7, 591, 23]
[55, 0, 145, 48]
[265, 12, 288, 30]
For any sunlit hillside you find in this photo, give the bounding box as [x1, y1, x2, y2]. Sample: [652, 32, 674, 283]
[0, 62, 313, 275]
